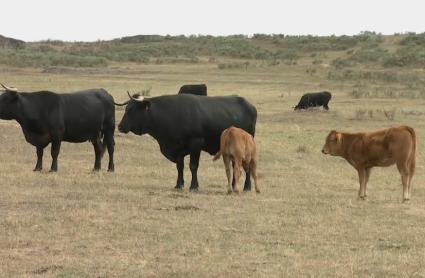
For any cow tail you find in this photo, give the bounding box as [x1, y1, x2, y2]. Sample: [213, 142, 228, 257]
[405, 126, 416, 175]
[213, 151, 221, 161]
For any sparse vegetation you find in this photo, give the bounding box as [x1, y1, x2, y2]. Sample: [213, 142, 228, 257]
[0, 33, 424, 69]
[2, 32, 425, 277]
[296, 145, 309, 153]
[355, 108, 397, 120]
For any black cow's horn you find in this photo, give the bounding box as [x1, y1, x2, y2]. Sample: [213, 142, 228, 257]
[0, 83, 18, 92]
[114, 100, 129, 106]
[127, 91, 144, 102]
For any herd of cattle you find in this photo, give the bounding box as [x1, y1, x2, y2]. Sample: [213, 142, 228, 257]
[0, 83, 417, 201]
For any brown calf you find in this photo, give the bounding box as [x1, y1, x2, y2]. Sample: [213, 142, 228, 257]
[322, 126, 416, 202]
[213, 126, 260, 194]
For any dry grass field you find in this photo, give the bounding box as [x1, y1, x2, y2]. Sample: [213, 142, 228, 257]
[1, 57, 425, 277]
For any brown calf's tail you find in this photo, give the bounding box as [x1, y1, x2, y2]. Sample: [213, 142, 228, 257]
[405, 126, 416, 154]
[213, 151, 221, 161]
[405, 126, 416, 174]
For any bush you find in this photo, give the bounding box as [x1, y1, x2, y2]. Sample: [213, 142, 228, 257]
[400, 33, 425, 47]
[0, 49, 108, 68]
[331, 58, 351, 69]
[383, 46, 425, 67]
[349, 47, 388, 63]
[217, 62, 250, 70]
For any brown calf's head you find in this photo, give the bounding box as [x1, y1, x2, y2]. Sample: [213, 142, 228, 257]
[322, 130, 343, 156]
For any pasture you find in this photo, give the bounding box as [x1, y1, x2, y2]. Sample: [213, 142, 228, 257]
[1, 56, 425, 277]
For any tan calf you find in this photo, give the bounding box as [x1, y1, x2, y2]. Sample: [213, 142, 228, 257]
[213, 126, 260, 194]
[322, 126, 416, 202]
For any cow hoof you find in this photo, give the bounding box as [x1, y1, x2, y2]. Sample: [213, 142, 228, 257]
[255, 190, 261, 194]
[174, 186, 184, 191]
[358, 196, 366, 201]
[189, 187, 198, 192]
[49, 169, 57, 173]
[33, 168, 42, 172]
[107, 168, 114, 173]
[227, 189, 232, 195]
[92, 168, 100, 172]
[402, 198, 410, 203]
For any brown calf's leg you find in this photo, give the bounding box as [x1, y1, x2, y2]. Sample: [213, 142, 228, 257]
[397, 162, 410, 202]
[407, 157, 415, 200]
[250, 159, 260, 193]
[357, 168, 367, 200]
[223, 156, 232, 194]
[364, 168, 372, 197]
[401, 174, 409, 202]
[233, 159, 242, 193]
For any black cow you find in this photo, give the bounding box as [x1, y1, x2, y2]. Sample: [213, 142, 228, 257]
[178, 84, 207, 96]
[0, 84, 115, 172]
[117, 92, 257, 191]
[294, 91, 332, 110]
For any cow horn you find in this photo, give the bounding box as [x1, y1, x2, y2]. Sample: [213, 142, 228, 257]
[113, 100, 129, 106]
[127, 91, 144, 102]
[0, 83, 18, 92]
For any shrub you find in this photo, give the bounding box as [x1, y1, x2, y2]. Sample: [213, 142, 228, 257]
[349, 47, 388, 63]
[382, 46, 425, 67]
[296, 145, 309, 153]
[383, 109, 396, 120]
[331, 58, 351, 69]
[217, 62, 250, 70]
[400, 33, 425, 47]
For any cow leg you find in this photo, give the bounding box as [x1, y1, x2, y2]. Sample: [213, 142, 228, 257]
[50, 140, 61, 172]
[105, 133, 115, 172]
[92, 138, 103, 171]
[175, 156, 184, 190]
[364, 168, 372, 197]
[250, 159, 260, 193]
[34, 147, 44, 171]
[189, 151, 201, 191]
[407, 157, 416, 200]
[324, 104, 329, 110]
[401, 174, 409, 202]
[243, 170, 252, 191]
[233, 159, 242, 193]
[397, 162, 410, 202]
[231, 161, 236, 190]
[223, 155, 232, 194]
[357, 168, 367, 200]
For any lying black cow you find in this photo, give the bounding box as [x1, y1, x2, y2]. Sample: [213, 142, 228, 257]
[294, 91, 332, 110]
[0, 84, 115, 172]
[117, 92, 257, 191]
[178, 84, 207, 96]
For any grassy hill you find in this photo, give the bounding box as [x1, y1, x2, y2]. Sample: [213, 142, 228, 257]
[1, 32, 424, 69]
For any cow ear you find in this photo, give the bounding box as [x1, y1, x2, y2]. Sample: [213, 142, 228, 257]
[6, 90, 18, 100]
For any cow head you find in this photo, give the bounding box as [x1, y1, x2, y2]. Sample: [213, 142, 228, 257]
[322, 130, 343, 156]
[118, 91, 151, 135]
[0, 83, 19, 120]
